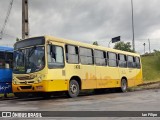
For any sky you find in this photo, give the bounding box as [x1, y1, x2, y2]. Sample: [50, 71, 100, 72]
[0, 0, 160, 54]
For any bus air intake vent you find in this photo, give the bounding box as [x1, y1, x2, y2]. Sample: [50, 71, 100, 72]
[20, 86, 32, 89]
[17, 76, 33, 80]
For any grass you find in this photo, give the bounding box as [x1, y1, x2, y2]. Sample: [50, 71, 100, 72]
[0, 93, 14, 98]
[142, 54, 160, 82]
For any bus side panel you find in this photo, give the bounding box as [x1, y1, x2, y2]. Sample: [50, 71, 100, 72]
[0, 69, 12, 93]
[119, 67, 127, 84]
[45, 41, 67, 92]
[0, 82, 12, 93]
[135, 68, 143, 86]
[46, 69, 67, 92]
[125, 68, 135, 87]
[65, 64, 96, 90]
[96, 66, 120, 88]
[80, 65, 96, 89]
[0, 69, 12, 82]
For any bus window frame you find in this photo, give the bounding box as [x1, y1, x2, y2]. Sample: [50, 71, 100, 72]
[65, 44, 79, 64]
[127, 55, 137, 68]
[94, 49, 107, 66]
[135, 56, 141, 69]
[47, 44, 65, 69]
[118, 54, 127, 68]
[108, 52, 118, 67]
[79, 47, 94, 65]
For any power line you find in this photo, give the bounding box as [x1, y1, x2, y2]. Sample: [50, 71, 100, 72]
[0, 0, 14, 39]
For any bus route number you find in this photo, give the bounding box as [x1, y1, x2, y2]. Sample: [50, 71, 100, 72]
[75, 65, 81, 69]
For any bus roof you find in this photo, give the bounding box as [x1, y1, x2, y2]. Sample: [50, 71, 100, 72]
[0, 46, 13, 52]
[19, 35, 140, 57]
[44, 35, 140, 57]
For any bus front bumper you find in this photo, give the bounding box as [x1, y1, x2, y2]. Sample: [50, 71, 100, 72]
[12, 80, 68, 93]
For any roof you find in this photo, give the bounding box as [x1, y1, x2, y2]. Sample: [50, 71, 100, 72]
[19, 35, 140, 57]
[0, 46, 13, 52]
[45, 35, 140, 57]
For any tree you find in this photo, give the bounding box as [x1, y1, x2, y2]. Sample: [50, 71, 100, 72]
[114, 41, 133, 52]
[16, 38, 20, 42]
[93, 41, 98, 46]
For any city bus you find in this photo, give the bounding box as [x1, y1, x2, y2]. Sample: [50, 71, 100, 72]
[12, 36, 143, 98]
[0, 46, 13, 97]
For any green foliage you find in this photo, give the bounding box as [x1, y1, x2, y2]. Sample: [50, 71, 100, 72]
[93, 41, 98, 46]
[153, 49, 160, 55]
[114, 41, 134, 52]
[142, 54, 160, 81]
[16, 38, 20, 42]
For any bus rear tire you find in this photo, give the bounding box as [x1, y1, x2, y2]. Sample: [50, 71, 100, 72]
[120, 79, 128, 92]
[66, 80, 80, 98]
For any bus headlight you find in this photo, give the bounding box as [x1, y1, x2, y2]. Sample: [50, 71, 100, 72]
[34, 74, 45, 83]
[35, 76, 43, 83]
[38, 76, 42, 82]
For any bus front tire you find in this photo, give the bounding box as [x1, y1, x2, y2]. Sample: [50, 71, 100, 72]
[120, 79, 128, 92]
[66, 80, 80, 98]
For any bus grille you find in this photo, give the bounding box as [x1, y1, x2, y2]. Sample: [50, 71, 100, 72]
[20, 86, 32, 89]
[17, 76, 33, 80]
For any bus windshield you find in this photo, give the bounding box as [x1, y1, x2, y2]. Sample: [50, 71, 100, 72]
[13, 46, 45, 74]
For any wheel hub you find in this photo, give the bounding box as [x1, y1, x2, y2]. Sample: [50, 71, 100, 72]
[70, 84, 77, 94]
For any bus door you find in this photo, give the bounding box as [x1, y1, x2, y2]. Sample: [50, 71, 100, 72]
[46, 42, 67, 91]
[79, 47, 96, 89]
[94, 50, 107, 88]
[118, 54, 127, 86]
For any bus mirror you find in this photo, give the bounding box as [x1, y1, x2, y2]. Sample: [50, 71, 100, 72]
[5, 63, 9, 69]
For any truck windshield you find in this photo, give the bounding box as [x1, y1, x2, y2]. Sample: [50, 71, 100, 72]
[13, 46, 45, 74]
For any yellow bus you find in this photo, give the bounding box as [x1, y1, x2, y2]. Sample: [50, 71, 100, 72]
[12, 36, 143, 98]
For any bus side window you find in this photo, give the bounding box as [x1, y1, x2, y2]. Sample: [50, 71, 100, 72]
[108, 52, 117, 67]
[118, 54, 127, 68]
[65, 45, 79, 64]
[80, 47, 93, 65]
[133, 57, 136, 68]
[127, 55, 135, 68]
[0, 52, 5, 68]
[94, 50, 107, 66]
[135, 57, 141, 68]
[48, 45, 64, 68]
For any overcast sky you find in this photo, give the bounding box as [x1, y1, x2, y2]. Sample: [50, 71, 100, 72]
[0, 0, 160, 54]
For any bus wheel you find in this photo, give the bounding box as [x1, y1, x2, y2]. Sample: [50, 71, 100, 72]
[67, 80, 80, 98]
[120, 79, 128, 92]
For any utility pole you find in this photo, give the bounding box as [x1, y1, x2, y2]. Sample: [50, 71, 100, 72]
[131, 0, 135, 52]
[22, 0, 29, 39]
[148, 39, 151, 53]
[143, 43, 146, 54]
